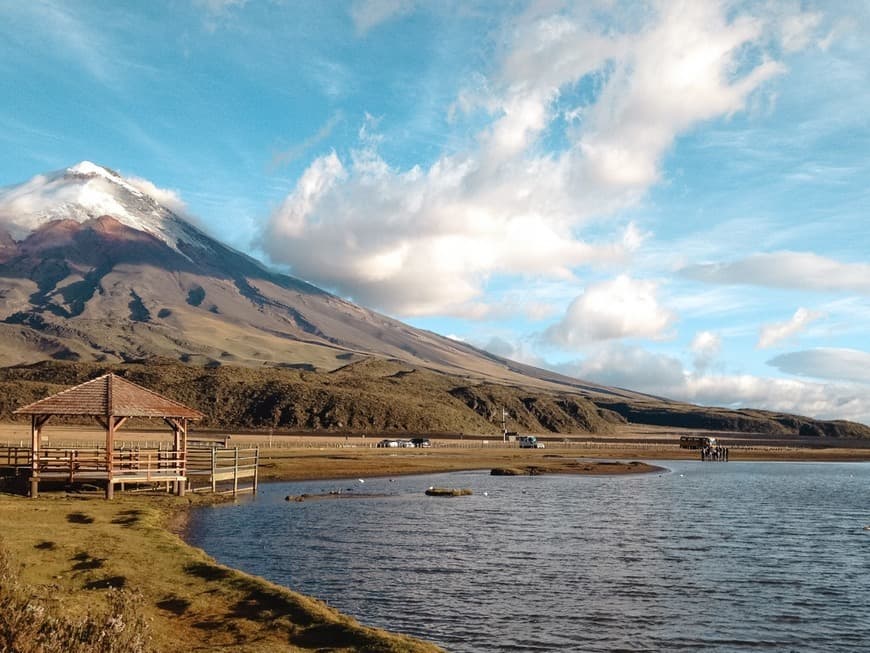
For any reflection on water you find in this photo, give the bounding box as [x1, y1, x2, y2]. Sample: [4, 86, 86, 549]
[186, 462, 870, 652]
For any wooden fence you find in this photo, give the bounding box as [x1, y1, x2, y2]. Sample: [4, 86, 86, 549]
[187, 447, 259, 496]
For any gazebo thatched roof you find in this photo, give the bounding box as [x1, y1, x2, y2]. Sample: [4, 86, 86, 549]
[14, 373, 203, 420]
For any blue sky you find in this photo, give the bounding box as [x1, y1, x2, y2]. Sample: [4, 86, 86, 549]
[2, 1, 870, 423]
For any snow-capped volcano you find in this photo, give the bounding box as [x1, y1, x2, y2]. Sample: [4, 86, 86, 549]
[0, 161, 211, 257]
[0, 161, 575, 390]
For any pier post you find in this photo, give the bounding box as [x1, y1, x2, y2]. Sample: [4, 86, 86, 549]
[233, 448, 239, 496]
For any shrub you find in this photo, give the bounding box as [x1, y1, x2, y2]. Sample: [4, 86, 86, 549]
[0, 542, 152, 653]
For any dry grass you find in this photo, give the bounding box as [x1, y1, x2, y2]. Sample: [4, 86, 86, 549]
[0, 542, 151, 653]
[0, 493, 442, 653]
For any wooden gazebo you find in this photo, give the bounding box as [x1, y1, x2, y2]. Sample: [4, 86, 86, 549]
[14, 373, 203, 499]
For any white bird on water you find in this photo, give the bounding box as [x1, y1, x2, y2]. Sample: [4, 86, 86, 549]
[358, 479, 365, 484]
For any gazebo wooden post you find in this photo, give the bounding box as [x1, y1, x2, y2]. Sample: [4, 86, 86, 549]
[106, 415, 116, 499]
[180, 417, 188, 497]
[167, 417, 187, 497]
[29, 414, 50, 498]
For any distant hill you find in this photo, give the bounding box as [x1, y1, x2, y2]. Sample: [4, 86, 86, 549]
[2, 360, 867, 439]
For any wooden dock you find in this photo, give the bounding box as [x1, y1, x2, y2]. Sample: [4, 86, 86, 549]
[187, 446, 259, 496]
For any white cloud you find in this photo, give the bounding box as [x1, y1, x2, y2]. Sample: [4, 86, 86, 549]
[481, 336, 520, 359]
[685, 373, 870, 424]
[263, 1, 809, 317]
[565, 343, 686, 392]
[681, 252, 870, 293]
[757, 307, 824, 349]
[0, 163, 204, 237]
[777, 9, 823, 53]
[125, 176, 189, 218]
[690, 330, 721, 371]
[767, 348, 870, 384]
[350, 0, 415, 35]
[559, 344, 870, 424]
[545, 275, 674, 347]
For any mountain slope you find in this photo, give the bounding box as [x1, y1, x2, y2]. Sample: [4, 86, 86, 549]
[0, 162, 643, 399]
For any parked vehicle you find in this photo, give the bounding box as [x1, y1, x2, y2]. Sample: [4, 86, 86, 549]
[377, 439, 400, 448]
[398, 439, 415, 448]
[518, 436, 544, 449]
[410, 438, 431, 448]
[679, 436, 717, 449]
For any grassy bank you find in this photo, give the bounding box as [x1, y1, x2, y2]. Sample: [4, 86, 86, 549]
[0, 493, 442, 653]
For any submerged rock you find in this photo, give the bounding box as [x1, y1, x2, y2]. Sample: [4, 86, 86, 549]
[425, 487, 472, 497]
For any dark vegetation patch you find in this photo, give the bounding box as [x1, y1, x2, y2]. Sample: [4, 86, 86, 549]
[71, 552, 104, 571]
[184, 561, 231, 581]
[34, 541, 56, 550]
[66, 512, 94, 524]
[84, 575, 127, 590]
[57, 263, 112, 317]
[186, 286, 206, 307]
[157, 308, 172, 319]
[111, 509, 143, 527]
[128, 290, 151, 322]
[156, 596, 191, 616]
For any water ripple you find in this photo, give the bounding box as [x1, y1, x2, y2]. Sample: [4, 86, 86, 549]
[186, 462, 870, 652]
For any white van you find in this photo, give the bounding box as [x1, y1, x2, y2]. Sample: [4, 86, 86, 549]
[518, 436, 544, 449]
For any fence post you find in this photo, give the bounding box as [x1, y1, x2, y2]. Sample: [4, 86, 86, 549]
[253, 448, 259, 494]
[233, 447, 239, 496]
[211, 447, 217, 493]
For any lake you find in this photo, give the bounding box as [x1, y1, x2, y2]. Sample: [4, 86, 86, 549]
[185, 461, 870, 652]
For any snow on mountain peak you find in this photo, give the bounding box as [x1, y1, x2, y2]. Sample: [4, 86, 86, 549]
[67, 160, 122, 180]
[0, 162, 209, 257]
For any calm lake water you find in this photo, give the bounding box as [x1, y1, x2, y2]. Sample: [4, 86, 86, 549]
[185, 462, 870, 652]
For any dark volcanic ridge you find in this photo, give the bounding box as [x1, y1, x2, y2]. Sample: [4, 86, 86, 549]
[1, 360, 867, 440]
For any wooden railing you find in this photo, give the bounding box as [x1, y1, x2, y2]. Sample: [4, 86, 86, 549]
[0, 446, 186, 482]
[1, 445, 258, 495]
[187, 447, 259, 495]
[38, 448, 106, 481]
[0, 447, 31, 467]
[111, 450, 185, 480]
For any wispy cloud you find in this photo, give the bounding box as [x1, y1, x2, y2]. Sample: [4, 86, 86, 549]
[757, 307, 824, 349]
[767, 348, 870, 384]
[350, 0, 415, 35]
[193, 0, 249, 32]
[681, 252, 870, 293]
[270, 113, 344, 170]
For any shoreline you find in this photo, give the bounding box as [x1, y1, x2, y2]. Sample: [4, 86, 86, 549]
[252, 442, 869, 486]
